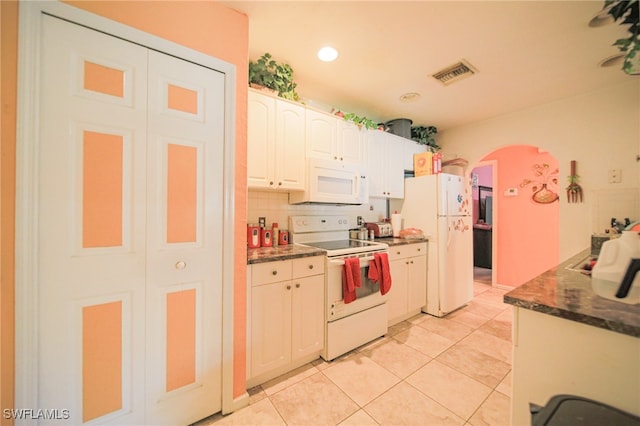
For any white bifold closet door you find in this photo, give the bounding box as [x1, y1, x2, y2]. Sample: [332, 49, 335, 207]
[38, 14, 224, 425]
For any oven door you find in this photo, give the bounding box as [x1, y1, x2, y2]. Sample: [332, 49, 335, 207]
[326, 252, 389, 322]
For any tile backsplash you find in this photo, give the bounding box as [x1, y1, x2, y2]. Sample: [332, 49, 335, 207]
[247, 190, 391, 232]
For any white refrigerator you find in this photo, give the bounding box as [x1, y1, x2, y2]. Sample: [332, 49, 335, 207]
[401, 173, 474, 317]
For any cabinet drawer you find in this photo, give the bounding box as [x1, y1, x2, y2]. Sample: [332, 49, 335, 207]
[388, 242, 427, 260]
[252, 259, 292, 286]
[292, 256, 325, 279]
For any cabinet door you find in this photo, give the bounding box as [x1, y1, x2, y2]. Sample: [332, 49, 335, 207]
[366, 130, 387, 197]
[407, 255, 427, 311]
[275, 101, 306, 190]
[306, 109, 337, 160]
[251, 281, 292, 377]
[291, 274, 324, 360]
[403, 140, 427, 172]
[338, 119, 364, 165]
[384, 134, 406, 198]
[247, 91, 276, 189]
[387, 257, 408, 323]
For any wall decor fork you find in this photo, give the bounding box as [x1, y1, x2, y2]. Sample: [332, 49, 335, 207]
[566, 160, 583, 203]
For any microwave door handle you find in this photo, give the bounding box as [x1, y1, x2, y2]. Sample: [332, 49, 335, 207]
[353, 174, 359, 198]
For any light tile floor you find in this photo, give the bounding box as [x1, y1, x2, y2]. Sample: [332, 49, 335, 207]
[195, 281, 512, 426]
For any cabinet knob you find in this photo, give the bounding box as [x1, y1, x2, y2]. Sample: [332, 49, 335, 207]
[334, 156, 338, 160]
[308, 264, 314, 269]
[417, 248, 421, 251]
[269, 181, 274, 185]
[296, 283, 300, 288]
[340, 157, 343, 161]
[175, 261, 186, 269]
[278, 181, 282, 186]
[397, 251, 401, 255]
[272, 270, 278, 275]
[286, 284, 291, 290]
[410, 260, 414, 264]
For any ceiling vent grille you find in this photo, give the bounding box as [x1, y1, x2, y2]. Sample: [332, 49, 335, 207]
[431, 60, 477, 86]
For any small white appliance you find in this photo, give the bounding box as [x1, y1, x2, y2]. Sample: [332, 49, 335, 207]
[288, 158, 369, 205]
[400, 173, 473, 317]
[289, 215, 389, 360]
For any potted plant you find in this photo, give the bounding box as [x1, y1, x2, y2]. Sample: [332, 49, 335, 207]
[410, 125, 440, 152]
[604, 0, 639, 75]
[248, 52, 299, 100]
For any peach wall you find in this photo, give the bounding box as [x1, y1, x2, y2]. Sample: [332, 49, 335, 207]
[439, 81, 640, 262]
[0, 1, 249, 417]
[482, 146, 559, 287]
[1, 1, 18, 424]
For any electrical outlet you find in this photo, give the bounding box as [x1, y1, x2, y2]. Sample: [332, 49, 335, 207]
[608, 169, 622, 184]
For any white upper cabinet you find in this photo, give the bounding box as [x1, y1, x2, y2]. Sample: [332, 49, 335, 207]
[366, 130, 406, 198]
[305, 109, 337, 161]
[306, 109, 364, 166]
[337, 119, 365, 165]
[247, 90, 305, 190]
[403, 140, 428, 172]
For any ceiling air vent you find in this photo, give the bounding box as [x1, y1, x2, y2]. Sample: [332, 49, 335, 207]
[431, 60, 477, 86]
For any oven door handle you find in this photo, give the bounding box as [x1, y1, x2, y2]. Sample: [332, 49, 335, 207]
[330, 255, 375, 266]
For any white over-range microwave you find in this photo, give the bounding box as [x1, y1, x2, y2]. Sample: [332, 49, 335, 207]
[289, 158, 369, 205]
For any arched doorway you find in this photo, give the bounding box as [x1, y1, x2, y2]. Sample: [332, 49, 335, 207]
[471, 145, 560, 288]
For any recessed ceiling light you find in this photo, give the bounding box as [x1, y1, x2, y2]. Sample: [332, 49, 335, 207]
[317, 46, 338, 62]
[400, 92, 421, 102]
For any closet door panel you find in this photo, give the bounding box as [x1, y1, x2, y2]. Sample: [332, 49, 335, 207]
[145, 50, 225, 424]
[38, 15, 147, 425]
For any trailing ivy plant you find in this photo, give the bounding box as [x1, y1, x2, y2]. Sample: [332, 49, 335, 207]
[605, 0, 639, 75]
[341, 112, 378, 130]
[333, 111, 378, 129]
[410, 125, 440, 151]
[248, 52, 299, 100]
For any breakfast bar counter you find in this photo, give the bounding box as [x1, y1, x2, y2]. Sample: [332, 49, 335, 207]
[504, 248, 640, 337]
[504, 249, 640, 425]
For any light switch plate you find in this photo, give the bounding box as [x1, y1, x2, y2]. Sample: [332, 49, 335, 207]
[608, 169, 622, 183]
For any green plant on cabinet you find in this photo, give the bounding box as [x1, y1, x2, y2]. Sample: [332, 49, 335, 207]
[410, 125, 440, 152]
[604, 0, 639, 75]
[249, 52, 300, 100]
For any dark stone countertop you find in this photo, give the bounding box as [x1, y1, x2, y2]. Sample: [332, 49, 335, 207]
[247, 244, 325, 265]
[504, 249, 640, 338]
[375, 237, 428, 246]
[247, 237, 427, 265]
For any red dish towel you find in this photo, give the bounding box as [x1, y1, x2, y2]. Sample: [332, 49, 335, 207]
[369, 253, 392, 295]
[342, 257, 361, 304]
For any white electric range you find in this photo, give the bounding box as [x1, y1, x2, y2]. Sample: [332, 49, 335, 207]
[289, 215, 389, 360]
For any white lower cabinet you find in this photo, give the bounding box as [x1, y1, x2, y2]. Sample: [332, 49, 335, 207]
[247, 256, 325, 387]
[387, 242, 427, 325]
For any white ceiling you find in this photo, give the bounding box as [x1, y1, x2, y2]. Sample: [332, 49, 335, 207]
[220, 1, 635, 131]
